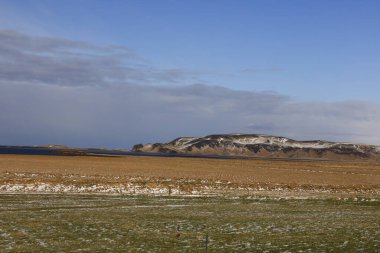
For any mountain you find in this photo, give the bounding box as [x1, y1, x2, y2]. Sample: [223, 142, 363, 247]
[132, 134, 380, 160]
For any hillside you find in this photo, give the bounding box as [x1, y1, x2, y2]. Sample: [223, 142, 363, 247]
[132, 134, 380, 160]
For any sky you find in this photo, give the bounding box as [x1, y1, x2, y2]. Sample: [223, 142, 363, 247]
[0, 0, 380, 148]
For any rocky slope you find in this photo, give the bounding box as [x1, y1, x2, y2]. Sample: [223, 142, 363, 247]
[132, 134, 380, 160]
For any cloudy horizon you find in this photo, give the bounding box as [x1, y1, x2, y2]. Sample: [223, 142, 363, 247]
[1, 1, 380, 148]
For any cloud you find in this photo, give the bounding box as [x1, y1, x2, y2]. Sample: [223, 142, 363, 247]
[1, 81, 380, 148]
[0, 30, 197, 87]
[1, 30, 380, 148]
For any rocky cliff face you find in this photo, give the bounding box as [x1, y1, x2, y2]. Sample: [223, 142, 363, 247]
[132, 134, 380, 160]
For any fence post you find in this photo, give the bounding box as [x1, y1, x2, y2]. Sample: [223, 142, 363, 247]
[205, 233, 209, 253]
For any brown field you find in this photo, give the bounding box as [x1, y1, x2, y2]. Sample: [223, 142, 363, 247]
[1, 154, 380, 198]
[1, 154, 380, 185]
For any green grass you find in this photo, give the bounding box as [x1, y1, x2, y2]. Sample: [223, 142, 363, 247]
[0, 194, 379, 252]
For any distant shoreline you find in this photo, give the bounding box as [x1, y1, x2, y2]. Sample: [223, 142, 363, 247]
[0, 145, 373, 162]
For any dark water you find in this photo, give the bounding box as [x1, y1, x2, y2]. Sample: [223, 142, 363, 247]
[0, 147, 60, 156]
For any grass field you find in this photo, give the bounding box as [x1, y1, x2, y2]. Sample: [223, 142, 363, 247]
[0, 194, 379, 252]
[0, 154, 379, 252]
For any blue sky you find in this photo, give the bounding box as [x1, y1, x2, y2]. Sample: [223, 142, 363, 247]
[1, 0, 380, 147]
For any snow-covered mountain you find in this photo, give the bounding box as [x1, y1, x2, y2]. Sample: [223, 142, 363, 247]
[132, 134, 380, 160]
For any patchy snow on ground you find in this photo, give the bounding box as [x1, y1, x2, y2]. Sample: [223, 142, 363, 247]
[1, 171, 379, 200]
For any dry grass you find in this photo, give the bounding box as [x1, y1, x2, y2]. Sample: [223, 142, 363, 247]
[0, 154, 379, 187]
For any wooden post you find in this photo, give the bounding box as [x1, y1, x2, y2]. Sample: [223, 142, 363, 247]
[205, 233, 209, 253]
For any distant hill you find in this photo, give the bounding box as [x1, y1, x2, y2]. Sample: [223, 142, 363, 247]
[132, 134, 380, 161]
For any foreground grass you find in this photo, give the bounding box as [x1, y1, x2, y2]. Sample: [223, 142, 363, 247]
[0, 194, 379, 252]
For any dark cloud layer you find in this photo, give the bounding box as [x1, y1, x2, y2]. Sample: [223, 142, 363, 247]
[1, 30, 380, 148]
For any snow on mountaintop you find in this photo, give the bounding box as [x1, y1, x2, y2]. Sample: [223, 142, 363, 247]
[172, 134, 336, 149]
